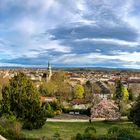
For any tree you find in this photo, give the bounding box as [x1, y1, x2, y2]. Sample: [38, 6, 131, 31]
[91, 99, 121, 120]
[115, 80, 129, 100]
[74, 84, 84, 99]
[129, 100, 140, 127]
[84, 81, 94, 101]
[1, 73, 47, 130]
[51, 70, 66, 85]
[128, 84, 140, 101]
[115, 80, 124, 100]
[39, 80, 57, 96]
[123, 87, 129, 101]
[92, 82, 101, 95]
[51, 71, 73, 101]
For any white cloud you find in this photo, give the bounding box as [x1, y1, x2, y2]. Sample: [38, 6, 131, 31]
[52, 51, 140, 66]
[14, 17, 41, 35]
[75, 38, 139, 47]
[123, 63, 140, 69]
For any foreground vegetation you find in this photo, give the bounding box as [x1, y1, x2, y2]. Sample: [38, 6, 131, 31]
[22, 121, 140, 140]
[0, 71, 140, 139]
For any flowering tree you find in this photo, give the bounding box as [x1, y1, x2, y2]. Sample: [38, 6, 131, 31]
[91, 99, 121, 120]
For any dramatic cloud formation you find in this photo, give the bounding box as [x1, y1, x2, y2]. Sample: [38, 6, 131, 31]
[0, 0, 140, 68]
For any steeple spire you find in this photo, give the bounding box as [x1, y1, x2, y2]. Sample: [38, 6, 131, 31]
[47, 60, 52, 81]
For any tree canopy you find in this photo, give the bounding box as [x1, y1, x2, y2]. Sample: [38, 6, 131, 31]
[74, 84, 84, 99]
[129, 99, 140, 127]
[115, 80, 129, 100]
[1, 72, 47, 130]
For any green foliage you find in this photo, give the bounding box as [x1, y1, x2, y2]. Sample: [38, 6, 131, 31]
[0, 115, 22, 138]
[44, 101, 62, 118]
[92, 82, 101, 95]
[74, 84, 84, 99]
[21, 121, 140, 140]
[108, 126, 137, 139]
[1, 72, 47, 130]
[115, 80, 124, 100]
[49, 101, 62, 111]
[83, 132, 96, 140]
[119, 100, 130, 116]
[123, 87, 129, 100]
[84, 126, 96, 134]
[75, 133, 83, 140]
[115, 80, 129, 101]
[128, 84, 140, 101]
[73, 127, 96, 140]
[84, 81, 94, 101]
[129, 101, 140, 127]
[46, 71, 73, 101]
[52, 132, 64, 140]
[39, 80, 57, 96]
[108, 126, 119, 135]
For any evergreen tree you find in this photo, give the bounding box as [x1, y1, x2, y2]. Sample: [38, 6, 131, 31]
[129, 100, 140, 127]
[84, 81, 94, 101]
[1, 73, 47, 129]
[115, 80, 124, 100]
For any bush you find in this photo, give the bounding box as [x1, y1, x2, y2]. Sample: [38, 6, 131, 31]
[128, 101, 140, 127]
[83, 132, 96, 140]
[54, 110, 62, 115]
[85, 126, 96, 134]
[46, 110, 55, 118]
[75, 133, 83, 140]
[52, 132, 64, 140]
[0, 115, 22, 138]
[45, 102, 62, 117]
[108, 126, 137, 139]
[49, 101, 62, 111]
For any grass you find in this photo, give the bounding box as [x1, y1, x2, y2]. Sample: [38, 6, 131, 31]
[22, 121, 140, 139]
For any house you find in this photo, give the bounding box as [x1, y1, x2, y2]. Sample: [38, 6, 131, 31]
[40, 96, 57, 103]
[70, 99, 89, 109]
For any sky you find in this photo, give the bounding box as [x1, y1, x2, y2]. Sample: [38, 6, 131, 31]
[0, 0, 140, 68]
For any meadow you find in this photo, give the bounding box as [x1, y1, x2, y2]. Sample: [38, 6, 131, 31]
[22, 121, 140, 140]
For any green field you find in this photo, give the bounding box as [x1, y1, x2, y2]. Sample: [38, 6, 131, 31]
[22, 121, 140, 139]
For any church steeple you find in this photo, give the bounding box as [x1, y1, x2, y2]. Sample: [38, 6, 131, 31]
[47, 61, 52, 81]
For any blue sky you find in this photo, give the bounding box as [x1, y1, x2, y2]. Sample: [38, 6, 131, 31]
[0, 0, 140, 68]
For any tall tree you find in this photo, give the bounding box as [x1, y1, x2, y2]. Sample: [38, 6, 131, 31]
[115, 80, 129, 100]
[91, 99, 121, 120]
[129, 99, 140, 127]
[51, 71, 72, 101]
[115, 80, 124, 100]
[74, 84, 84, 99]
[84, 81, 93, 101]
[1, 73, 47, 130]
[39, 80, 57, 96]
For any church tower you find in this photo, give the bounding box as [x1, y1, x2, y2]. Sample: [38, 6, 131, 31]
[47, 61, 52, 82]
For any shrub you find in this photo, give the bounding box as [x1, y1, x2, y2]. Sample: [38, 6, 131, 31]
[46, 110, 55, 118]
[0, 115, 22, 138]
[85, 127, 96, 134]
[129, 101, 140, 127]
[75, 133, 83, 140]
[108, 126, 137, 139]
[83, 132, 96, 140]
[54, 110, 62, 115]
[52, 132, 64, 140]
